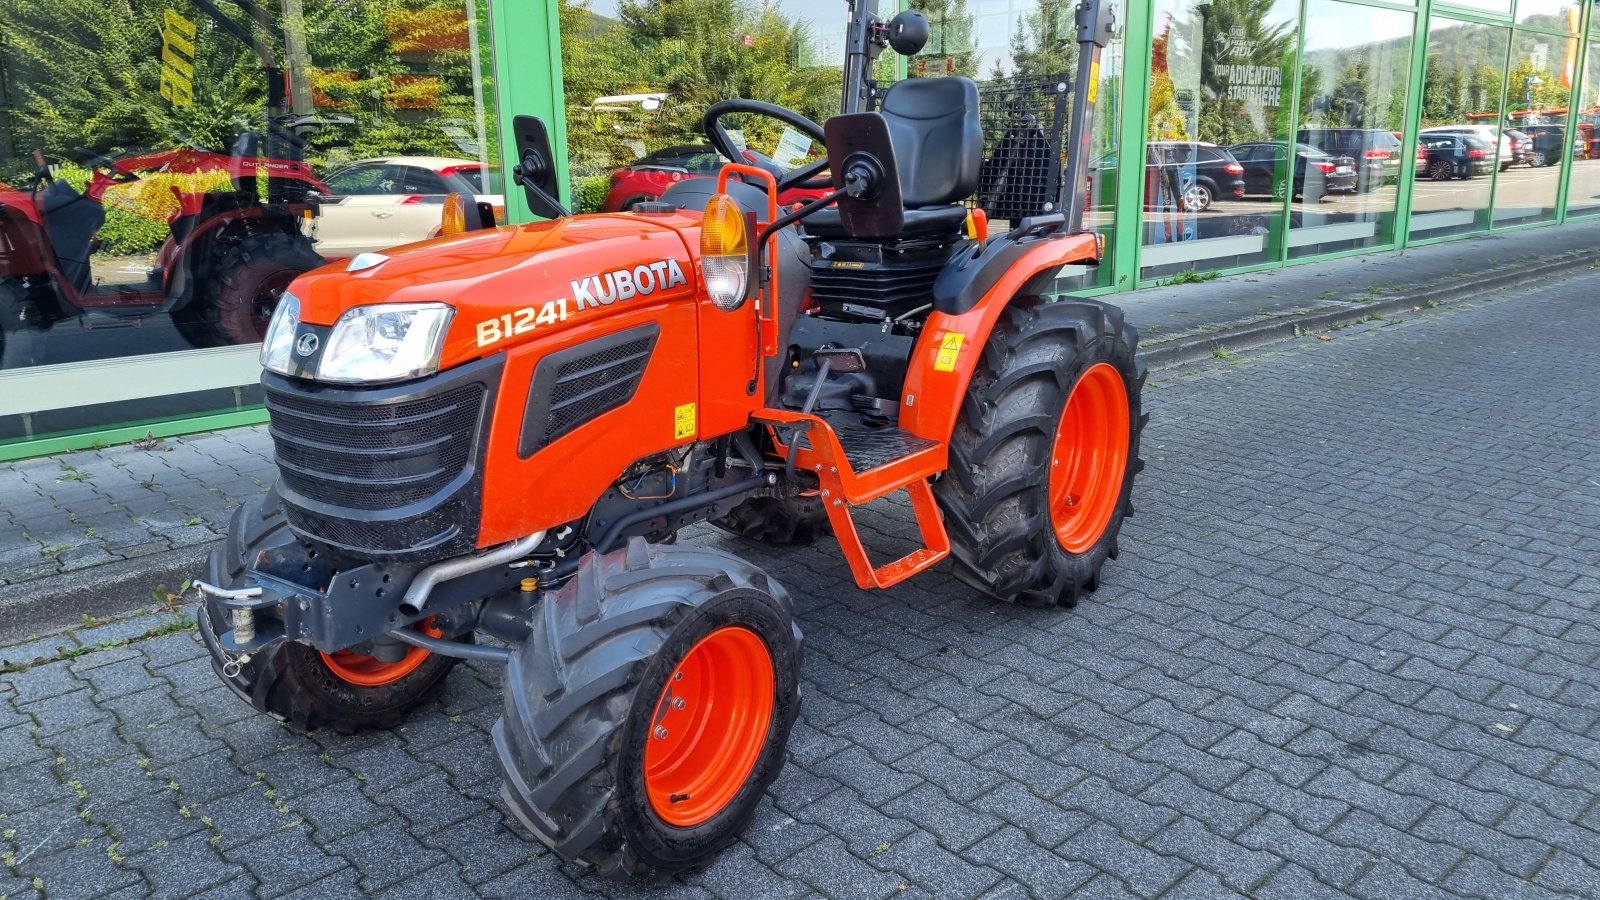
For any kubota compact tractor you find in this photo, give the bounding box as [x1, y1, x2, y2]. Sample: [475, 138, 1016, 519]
[197, 0, 1142, 879]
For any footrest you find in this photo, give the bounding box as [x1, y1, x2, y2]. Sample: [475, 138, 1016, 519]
[754, 408, 950, 589]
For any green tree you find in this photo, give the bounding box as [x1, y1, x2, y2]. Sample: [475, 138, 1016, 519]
[911, 0, 976, 77]
[1007, 0, 1077, 79]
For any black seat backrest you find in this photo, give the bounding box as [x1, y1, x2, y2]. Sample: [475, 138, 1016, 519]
[879, 77, 983, 207]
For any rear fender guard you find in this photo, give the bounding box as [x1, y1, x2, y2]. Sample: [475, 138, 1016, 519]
[899, 231, 1101, 445]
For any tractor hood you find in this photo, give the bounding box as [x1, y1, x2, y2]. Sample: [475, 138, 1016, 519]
[289, 211, 703, 371]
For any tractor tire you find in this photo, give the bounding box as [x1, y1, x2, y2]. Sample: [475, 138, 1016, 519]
[199, 488, 466, 733]
[174, 232, 324, 348]
[494, 539, 802, 880]
[710, 492, 831, 545]
[935, 298, 1145, 608]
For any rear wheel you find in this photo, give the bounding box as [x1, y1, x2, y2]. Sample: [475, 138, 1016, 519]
[174, 232, 324, 348]
[199, 489, 466, 732]
[494, 539, 802, 879]
[710, 490, 831, 545]
[935, 298, 1145, 607]
[1429, 160, 1454, 182]
[1183, 183, 1213, 211]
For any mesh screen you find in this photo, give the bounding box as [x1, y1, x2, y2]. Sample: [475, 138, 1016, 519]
[974, 73, 1072, 221]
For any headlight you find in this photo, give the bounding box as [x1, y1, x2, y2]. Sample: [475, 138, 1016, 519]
[699, 193, 750, 311]
[317, 303, 454, 384]
[259, 292, 301, 376]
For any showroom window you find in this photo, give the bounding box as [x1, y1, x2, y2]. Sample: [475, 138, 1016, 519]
[0, 0, 498, 446]
[1142, 0, 1302, 279]
[1567, 34, 1600, 217]
[1291, 0, 1414, 258]
[1409, 17, 1512, 240]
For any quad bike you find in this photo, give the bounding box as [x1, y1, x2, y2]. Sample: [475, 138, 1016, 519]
[0, 0, 327, 366]
[197, 0, 1140, 880]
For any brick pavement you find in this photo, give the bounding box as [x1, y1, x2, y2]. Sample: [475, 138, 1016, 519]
[4, 271, 1600, 897]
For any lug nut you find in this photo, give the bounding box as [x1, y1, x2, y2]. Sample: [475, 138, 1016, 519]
[654, 726, 669, 740]
[673, 671, 683, 681]
[672, 697, 686, 710]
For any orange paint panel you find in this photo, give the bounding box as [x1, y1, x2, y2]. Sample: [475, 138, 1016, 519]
[289, 212, 706, 373]
[899, 234, 1100, 442]
[476, 299, 701, 546]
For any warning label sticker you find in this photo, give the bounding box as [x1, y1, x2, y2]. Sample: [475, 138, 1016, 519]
[934, 333, 964, 372]
[673, 403, 697, 440]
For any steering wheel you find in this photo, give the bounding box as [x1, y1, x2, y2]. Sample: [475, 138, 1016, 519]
[702, 99, 832, 194]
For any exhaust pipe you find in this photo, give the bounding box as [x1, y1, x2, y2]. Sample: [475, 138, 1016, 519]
[397, 530, 546, 617]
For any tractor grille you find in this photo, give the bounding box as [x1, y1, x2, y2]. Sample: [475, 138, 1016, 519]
[262, 356, 501, 560]
[266, 384, 485, 510]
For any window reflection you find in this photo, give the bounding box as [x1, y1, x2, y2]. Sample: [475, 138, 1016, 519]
[1411, 18, 1510, 240]
[1292, 0, 1414, 257]
[1568, 40, 1600, 217]
[1141, 0, 1300, 279]
[1494, 27, 1576, 225]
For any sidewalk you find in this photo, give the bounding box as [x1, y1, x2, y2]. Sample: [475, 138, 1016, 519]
[2, 218, 1597, 639]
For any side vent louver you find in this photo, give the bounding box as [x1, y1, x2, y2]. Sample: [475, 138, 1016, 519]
[519, 323, 659, 457]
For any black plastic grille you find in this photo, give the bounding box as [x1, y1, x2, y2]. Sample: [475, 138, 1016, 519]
[542, 338, 652, 444]
[266, 384, 485, 510]
[284, 505, 463, 557]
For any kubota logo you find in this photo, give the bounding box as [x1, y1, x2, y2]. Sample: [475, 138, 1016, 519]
[571, 259, 689, 311]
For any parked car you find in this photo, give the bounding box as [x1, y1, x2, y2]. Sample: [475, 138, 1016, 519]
[1228, 141, 1357, 200]
[1296, 127, 1405, 192]
[1504, 129, 1534, 165]
[1419, 134, 1495, 180]
[313, 157, 501, 258]
[600, 144, 827, 212]
[1142, 142, 1246, 211]
[1419, 126, 1515, 172]
[1518, 124, 1571, 167]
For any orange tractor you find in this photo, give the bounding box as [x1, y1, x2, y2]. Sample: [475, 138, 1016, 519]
[198, 0, 1140, 879]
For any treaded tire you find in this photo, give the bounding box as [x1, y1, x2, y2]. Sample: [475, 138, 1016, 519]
[198, 488, 464, 733]
[935, 297, 1146, 608]
[710, 492, 831, 545]
[174, 232, 323, 348]
[493, 538, 802, 880]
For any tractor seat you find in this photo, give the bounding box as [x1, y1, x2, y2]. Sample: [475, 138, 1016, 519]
[804, 76, 983, 242]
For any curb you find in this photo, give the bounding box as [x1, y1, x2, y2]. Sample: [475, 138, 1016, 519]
[1138, 250, 1598, 370]
[0, 542, 214, 646]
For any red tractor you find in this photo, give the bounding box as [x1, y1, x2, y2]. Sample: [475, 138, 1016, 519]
[197, 0, 1139, 880]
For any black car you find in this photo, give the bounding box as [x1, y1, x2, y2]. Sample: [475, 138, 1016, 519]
[1518, 124, 1570, 167]
[1295, 127, 1403, 192]
[1228, 141, 1357, 200]
[1144, 142, 1246, 211]
[1419, 134, 1494, 180]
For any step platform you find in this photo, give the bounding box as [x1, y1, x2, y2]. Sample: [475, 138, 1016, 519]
[755, 408, 950, 589]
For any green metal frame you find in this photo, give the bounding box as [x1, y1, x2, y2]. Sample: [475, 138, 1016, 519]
[493, 0, 570, 219]
[0, 408, 270, 463]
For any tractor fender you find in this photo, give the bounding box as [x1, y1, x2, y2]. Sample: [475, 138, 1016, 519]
[899, 230, 1100, 444]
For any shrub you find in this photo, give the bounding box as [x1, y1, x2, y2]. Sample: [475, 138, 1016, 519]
[576, 175, 611, 213]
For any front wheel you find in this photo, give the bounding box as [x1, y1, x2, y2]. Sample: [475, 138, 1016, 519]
[173, 232, 324, 348]
[1429, 160, 1454, 182]
[199, 489, 467, 732]
[494, 540, 802, 879]
[1183, 183, 1213, 211]
[935, 299, 1145, 607]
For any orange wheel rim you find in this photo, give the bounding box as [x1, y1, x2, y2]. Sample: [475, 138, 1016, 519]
[643, 625, 775, 827]
[1048, 362, 1131, 554]
[320, 617, 442, 687]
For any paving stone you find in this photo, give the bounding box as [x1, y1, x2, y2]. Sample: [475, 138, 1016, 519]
[12, 836, 144, 900]
[774, 834, 906, 899]
[384, 771, 490, 837]
[694, 839, 811, 899]
[0, 759, 73, 813]
[961, 827, 1096, 899]
[327, 817, 451, 891]
[1148, 814, 1283, 894]
[1236, 813, 1373, 889]
[421, 810, 551, 886]
[234, 826, 351, 897]
[129, 829, 250, 899]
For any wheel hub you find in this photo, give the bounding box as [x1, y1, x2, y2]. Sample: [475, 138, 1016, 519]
[1047, 362, 1131, 554]
[320, 617, 441, 687]
[643, 625, 774, 827]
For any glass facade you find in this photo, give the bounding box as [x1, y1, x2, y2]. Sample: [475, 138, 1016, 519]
[0, 0, 499, 446]
[0, 0, 1597, 456]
